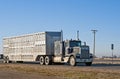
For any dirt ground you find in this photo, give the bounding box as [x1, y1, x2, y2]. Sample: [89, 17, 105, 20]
[0, 63, 120, 79]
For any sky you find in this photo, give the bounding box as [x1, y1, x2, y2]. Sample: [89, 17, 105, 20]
[0, 0, 120, 57]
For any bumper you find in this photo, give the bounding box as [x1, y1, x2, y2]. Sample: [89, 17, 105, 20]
[76, 58, 93, 63]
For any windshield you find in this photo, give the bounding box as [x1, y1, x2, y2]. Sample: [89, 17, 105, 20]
[70, 41, 81, 47]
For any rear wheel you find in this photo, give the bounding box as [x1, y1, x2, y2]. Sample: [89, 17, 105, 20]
[69, 56, 76, 66]
[39, 56, 44, 65]
[45, 56, 52, 65]
[85, 62, 92, 66]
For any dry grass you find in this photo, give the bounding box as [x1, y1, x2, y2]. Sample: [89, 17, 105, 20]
[0, 63, 120, 79]
[93, 58, 120, 64]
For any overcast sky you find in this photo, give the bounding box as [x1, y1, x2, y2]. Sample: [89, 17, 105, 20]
[0, 0, 120, 57]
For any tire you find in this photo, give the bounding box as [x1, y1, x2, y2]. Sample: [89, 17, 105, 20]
[3, 60, 6, 63]
[85, 62, 92, 66]
[3, 56, 9, 63]
[45, 56, 51, 65]
[39, 56, 44, 65]
[69, 56, 76, 66]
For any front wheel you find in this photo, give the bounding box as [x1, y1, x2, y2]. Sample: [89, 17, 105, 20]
[69, 56, 76, 66]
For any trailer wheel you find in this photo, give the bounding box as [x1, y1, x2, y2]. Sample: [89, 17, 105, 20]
[45, 56, 51, 65]
[39, 56, 44, 65]
[3, 60, 6, 63]
[69, 56, 76, 66]
[3, 56, 10, 63]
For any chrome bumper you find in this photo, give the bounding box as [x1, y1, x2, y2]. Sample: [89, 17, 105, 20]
[76, 58, 93, 63]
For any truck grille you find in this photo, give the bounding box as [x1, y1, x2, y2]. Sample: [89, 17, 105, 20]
[81, 50, 89, 59]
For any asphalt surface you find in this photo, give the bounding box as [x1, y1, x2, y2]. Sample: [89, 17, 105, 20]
[0, 59, 120, 70]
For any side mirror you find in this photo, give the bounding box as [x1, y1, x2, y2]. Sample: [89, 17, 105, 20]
[89, 54, 93, 58]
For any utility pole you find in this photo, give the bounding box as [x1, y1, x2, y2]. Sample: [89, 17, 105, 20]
[91, 30, 98, 58]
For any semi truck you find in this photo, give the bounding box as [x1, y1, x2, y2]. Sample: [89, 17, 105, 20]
[3, 31, 93, 66]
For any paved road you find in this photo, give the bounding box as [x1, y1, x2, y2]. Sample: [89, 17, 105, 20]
[0, 59, 120, 70]
[17, 62, 120, 70]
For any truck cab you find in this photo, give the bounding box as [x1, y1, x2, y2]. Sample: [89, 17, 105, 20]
[54, 39, 93, 66]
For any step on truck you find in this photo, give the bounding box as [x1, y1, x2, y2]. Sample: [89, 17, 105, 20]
[3, 31, 93, 66]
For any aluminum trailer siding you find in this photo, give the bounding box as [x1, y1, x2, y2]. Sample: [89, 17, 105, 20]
[3, 32, 61, 62]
